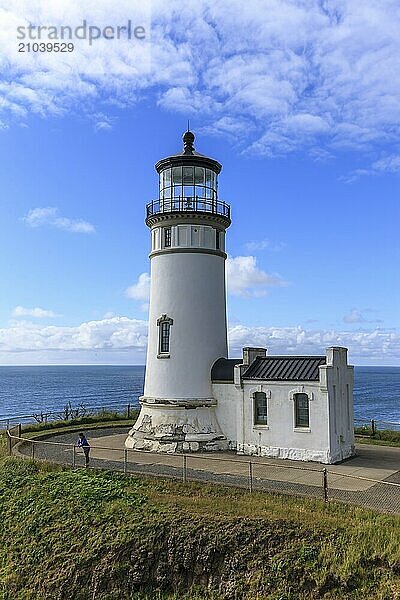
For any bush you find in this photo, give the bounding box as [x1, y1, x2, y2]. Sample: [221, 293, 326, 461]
[22, 410, 139, 434]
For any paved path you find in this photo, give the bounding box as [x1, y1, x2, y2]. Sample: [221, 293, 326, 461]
[16, 427, 400, 515]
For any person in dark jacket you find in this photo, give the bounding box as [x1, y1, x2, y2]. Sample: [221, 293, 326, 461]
[76, 432, 90, 467]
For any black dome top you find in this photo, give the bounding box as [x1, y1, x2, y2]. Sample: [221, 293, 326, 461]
[155, 131, 222, 174]
[182, 130, 195, 152]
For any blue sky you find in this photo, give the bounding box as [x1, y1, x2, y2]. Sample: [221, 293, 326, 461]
[0, 0, 399, 365]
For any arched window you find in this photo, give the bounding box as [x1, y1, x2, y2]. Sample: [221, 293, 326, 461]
[157, 315, 173, 357]
[294, 393, 309, 428]
[254, 391, 268, 425]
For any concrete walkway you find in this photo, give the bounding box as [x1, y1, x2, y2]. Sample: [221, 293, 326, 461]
[16, 427, 400, 514]
[89, 432, 400, 492]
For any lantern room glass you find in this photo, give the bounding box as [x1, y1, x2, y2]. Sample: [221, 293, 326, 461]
[159, 166, 218, 211]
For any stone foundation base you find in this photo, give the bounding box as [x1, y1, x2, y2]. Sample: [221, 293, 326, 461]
[236, 443, 356, 464]
[125, 436, 228, 453]
[125, 398, 228, 453]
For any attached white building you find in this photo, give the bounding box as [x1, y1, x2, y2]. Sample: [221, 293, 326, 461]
[212, 346, 354, 464]
[126, 131, 355, 464]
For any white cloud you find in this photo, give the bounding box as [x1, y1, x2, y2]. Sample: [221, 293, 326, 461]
[343, 309, 366, 324]
[102, 311, 115, 319]
[228, 324, 400, 363]
[23, 207, 95, 233]
[125, 273, 151, 301]
[343, 153, 400, 182]
[244, 239, 286, 252]
[125, 260, 286, 300]
[0, 317, 399, 365]
[1, 1, 400, 162]
[343, 308, 383, 324]
[12, 306, 59, 318]
[309, 147, 335, 162]
[372, 154, 400, 173]
[0, 316, 148, 353]
[92, 112, 114, 132]
[226, 256, 287, 297]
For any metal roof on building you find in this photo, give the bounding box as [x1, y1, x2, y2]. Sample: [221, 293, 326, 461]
[242, 356, 326, 381]
[211, 357, 242, 382]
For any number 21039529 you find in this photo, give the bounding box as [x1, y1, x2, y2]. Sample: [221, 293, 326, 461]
[18, 42, 74, 52]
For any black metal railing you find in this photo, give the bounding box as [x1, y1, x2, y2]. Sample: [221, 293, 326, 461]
[146, 197, 231, 219]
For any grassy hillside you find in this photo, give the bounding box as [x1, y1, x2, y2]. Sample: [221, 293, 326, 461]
[0, 432, 400, 600]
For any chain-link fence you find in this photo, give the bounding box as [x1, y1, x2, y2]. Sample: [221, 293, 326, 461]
[6, 427, 400, 515]
[6, 424, 21, 454]
[354, 417, 400, 447]
[354, 417, 400, 432]
[2, 406, 399, 435]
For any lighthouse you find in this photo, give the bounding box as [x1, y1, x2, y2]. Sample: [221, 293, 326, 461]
[126, 131, 231, 452]
[125, 130, 355, 464]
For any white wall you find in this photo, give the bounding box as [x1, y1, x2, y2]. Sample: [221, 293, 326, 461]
[151, 224, 225, 253]
[213, 383, 241, 448]
[238, 381, 331, 462]
[144, 251, 228, 400]
[213, 347, 355, 464]
[321, 347, 355, 462]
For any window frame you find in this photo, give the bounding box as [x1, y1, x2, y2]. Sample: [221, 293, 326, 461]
[158, 166, 218, 208]
[164, 227, 172, 248]
[294, 393, 310, 428]
[253, 391, 268, 426]
[157, 314, 173, 358]
[215, 228, 220, 250]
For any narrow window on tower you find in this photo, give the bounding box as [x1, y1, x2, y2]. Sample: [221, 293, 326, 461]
[157, 315, 173, 357]
[160, 322, 170, 353]
[215, 228, 220, 250]
[164, 227, 171, 248]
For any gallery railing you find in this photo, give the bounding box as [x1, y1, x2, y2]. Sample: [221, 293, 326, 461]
[146, 197, 231, 219]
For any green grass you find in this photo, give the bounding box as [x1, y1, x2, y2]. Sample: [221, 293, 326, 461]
[0, 439, 400, 600]
[21, 409, 139, 434]
[1, 421, 400, 599]
[355, 427, 400, 447]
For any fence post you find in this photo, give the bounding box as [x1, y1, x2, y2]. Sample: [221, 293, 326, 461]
[31, 441, 35, 462]
[18, 423, 22, 438]
[7, 431, 11, 456]
[371, 419, 376, 437]
[72, 445, 76, 468]
[183, 454, 187, 483]
[323, 468, 328, 502]
[248, 461, 253, 493]
[124, 448, 127, 475]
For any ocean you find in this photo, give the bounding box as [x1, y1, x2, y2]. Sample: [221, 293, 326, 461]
[0, 365, 399, 425]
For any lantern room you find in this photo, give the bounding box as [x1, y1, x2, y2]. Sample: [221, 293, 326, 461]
[146, 131, 230, 222]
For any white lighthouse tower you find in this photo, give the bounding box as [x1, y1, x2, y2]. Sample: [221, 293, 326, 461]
[126, 131, 231, 452]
